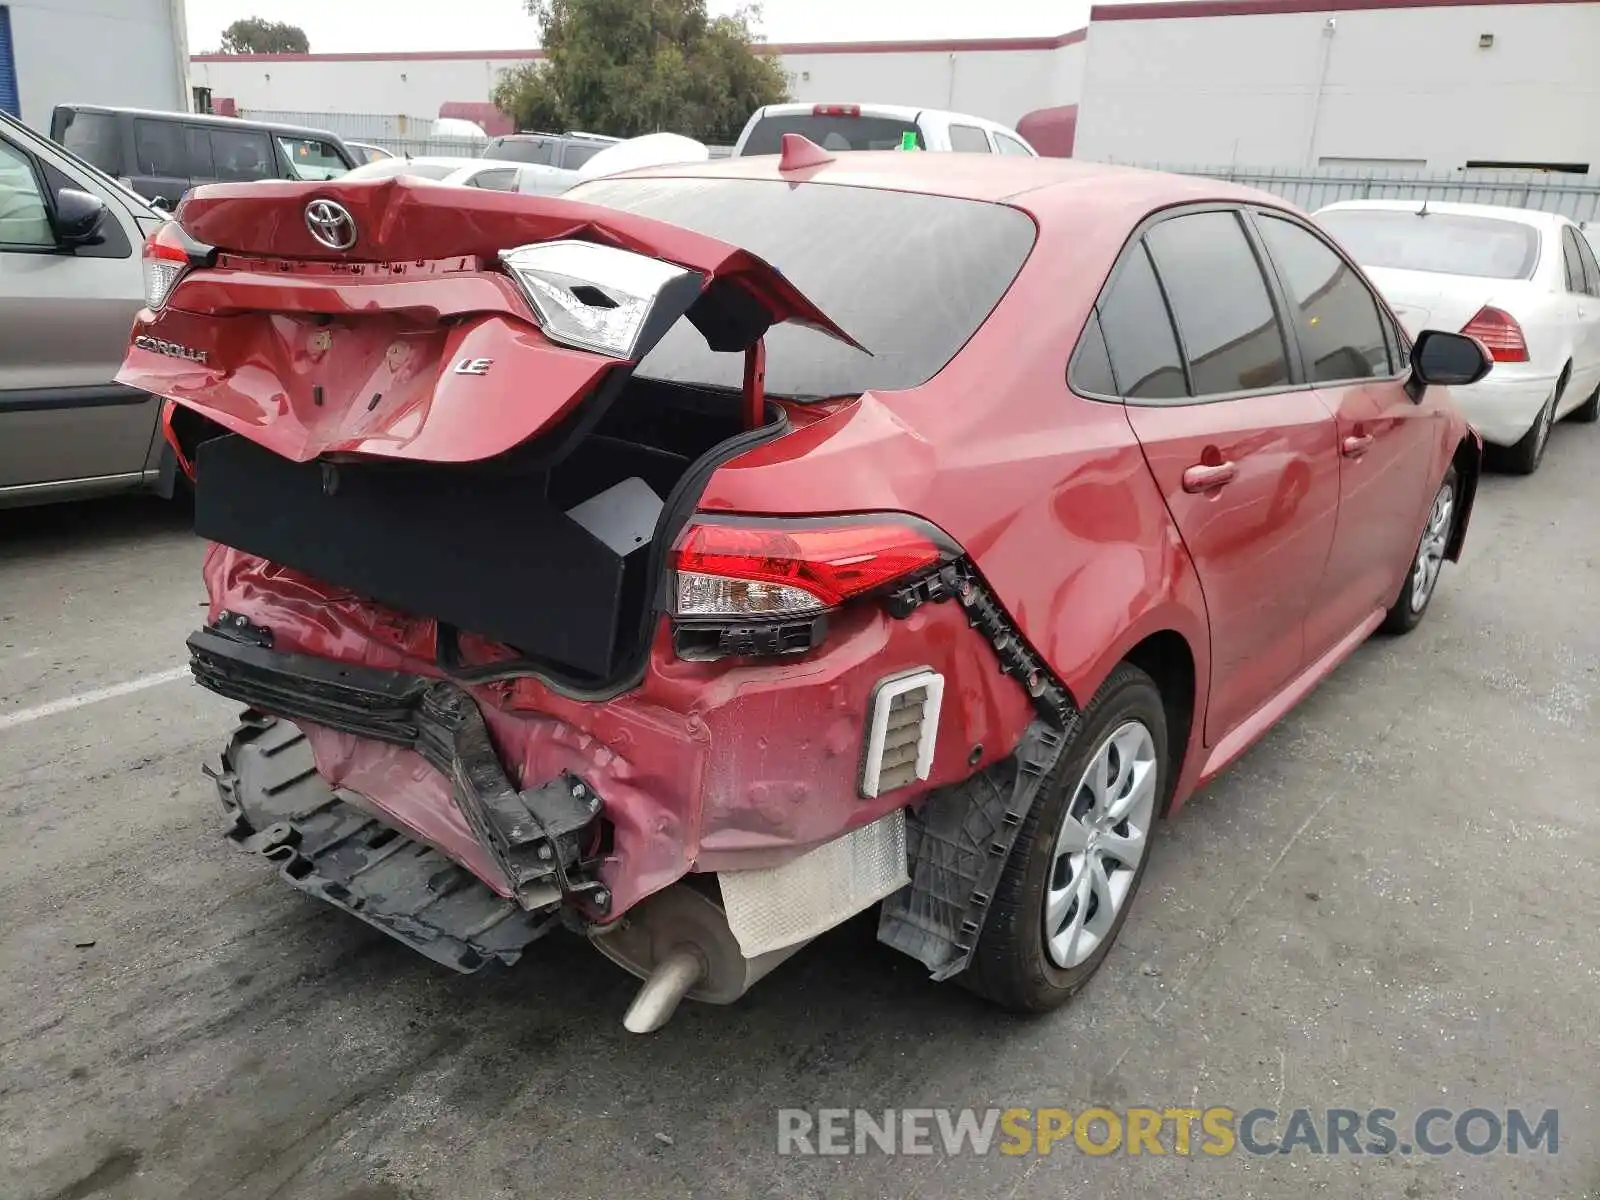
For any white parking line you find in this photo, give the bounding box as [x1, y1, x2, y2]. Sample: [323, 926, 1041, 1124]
[0, 666, 190, 732]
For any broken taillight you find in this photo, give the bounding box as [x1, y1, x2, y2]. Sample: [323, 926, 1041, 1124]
[671, 516, 952, 620]
[142, 221, 214, 310]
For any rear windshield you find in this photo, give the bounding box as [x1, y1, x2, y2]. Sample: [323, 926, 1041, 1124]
[55, 109, 123, 174]
[565, 176, 1036, 399]
[485, 137, 556, 165]
[742, 114, 924, 155]
[1317, 209, 1540, 280]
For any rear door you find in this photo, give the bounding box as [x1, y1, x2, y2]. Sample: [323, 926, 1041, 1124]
[1560, 225, 1600, 405]
[1251, 210, 1439, 656]
[0, 126, 158, 492]
[1107, 208, 1341, 743]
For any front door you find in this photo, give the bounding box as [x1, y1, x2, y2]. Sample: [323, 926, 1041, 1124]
[1250, 212, 1441, 655]
[1098, 209, 1342, 744]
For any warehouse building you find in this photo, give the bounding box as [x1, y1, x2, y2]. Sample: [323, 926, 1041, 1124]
[1075, 0, 1600, 171]
[189, 31, 1088, 135]
[2, 0, 189, 129]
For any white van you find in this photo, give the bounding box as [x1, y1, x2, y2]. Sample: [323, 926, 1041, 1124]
[733, 103, 1037, 157]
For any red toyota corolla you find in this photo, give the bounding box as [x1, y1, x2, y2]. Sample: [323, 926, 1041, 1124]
[119, 142, 1488, 1032]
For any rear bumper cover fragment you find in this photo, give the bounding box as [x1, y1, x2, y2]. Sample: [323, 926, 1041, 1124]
[212, 711, 559, 972]
[189, 621, 608, 912]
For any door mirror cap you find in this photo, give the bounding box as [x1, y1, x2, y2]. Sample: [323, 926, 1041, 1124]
[1411, 329, 1493, 388]
[53, 187, 109, 246]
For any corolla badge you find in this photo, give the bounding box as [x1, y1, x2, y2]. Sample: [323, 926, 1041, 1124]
[305, 199, 358, 251]
[133, 334, 207, 364]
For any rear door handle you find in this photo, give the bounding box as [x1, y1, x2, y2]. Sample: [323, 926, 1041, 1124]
[1182, 461, 1237, 492]
[1342, 433, 1374, 458]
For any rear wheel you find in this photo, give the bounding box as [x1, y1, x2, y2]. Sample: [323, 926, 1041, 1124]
[1495, 376, 1562, 474]
[1570, 382, 1599, 424]
[1380, 467, 1457, 635]
[965, 663, 1167, 1012]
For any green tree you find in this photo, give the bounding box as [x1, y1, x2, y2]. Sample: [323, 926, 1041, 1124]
[491, 0, 789, 143]
[218, 17, 310, 54]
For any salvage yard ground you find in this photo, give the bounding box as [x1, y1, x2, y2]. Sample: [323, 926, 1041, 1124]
[1, 436, 1596, 1200]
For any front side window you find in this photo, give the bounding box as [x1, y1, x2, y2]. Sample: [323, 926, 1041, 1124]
[949, 124, 992, 153]
[209, 128, 275, 182]
[1093, 242, 1187, 400]
[994, 133, 1033, 157]
[0, 137, 51, 246]
[1146, 211, 1291, 396]
[277, 136, 350, 181]
[1257, 214, 1391, 382]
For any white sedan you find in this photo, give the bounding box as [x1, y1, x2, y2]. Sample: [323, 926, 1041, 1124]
[341, 155, 578, 197]
[1317, 199, 1600, 474]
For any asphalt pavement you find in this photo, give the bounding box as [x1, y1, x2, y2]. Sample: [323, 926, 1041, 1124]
[1, 423, 1596, 1200]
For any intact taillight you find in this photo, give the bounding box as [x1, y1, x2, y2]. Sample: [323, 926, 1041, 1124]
[1461, 305, 1529, 363]
[141, 220, 214, 310]
[671, 516, 951, 620]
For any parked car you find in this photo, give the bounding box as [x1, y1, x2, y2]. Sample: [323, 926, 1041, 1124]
[341, 154, 577, 196]
[482, 131, 620, 171]
[734, 103, 1037, 156]
[0, 109, 173, 508]
[49, 105, 357, 210]
[346, 142, 396, 166]
[1317, 199, 1600, 473]
[120, 147, 1485, 1031]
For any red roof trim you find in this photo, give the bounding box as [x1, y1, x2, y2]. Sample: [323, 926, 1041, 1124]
[1091, 0, 1597, 21]
[189, 28, 1087, 65]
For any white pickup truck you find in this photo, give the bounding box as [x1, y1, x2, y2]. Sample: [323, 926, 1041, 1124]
[733, 103, 1038, 157]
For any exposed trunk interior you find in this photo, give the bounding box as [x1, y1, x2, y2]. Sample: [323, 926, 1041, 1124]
[191, 373, 785, 688]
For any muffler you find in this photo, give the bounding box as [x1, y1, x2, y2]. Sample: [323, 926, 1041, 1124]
[591, 884, 812, 1033]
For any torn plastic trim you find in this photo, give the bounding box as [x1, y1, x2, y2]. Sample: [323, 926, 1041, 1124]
[188, 619, 611, 913]
[877, 560, 1084, 980]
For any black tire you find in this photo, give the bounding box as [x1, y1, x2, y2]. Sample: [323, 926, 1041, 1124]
[964, 663, 1168, 1012]
[1570, 382, 1599, 424]
[1493, 376, 1562, 475]
[1380, 467, 1458, 635]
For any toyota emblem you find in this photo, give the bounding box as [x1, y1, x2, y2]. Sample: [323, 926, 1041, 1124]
[304, 199, 357, 251]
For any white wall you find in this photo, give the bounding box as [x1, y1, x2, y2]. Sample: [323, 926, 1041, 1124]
[1075, 3, 1600, 171]
[190, 53, 526, 124]
[12, 0, 187, 129]
[191, 38, 1090, 133]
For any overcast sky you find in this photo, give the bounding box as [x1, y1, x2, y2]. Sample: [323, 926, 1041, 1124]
[185, 0, 1098, 54]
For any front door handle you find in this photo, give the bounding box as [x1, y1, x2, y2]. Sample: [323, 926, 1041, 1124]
[1182, 461, 1238, 492]
[1342, 433, 1374, 458]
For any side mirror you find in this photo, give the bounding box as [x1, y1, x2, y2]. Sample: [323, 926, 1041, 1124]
[1410, 329, 1493, 389]
[52, 187, 108, 246]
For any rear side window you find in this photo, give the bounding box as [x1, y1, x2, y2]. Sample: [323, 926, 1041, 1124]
[1316, 209, 1539, 280]
[560, 142, 606, 170]
[994, 133, 1033, 157]
[134, 118, 197, 177]
[1093, 243, 1187, 400]
[1256, 215, 1392, 381]
[469, 167, 517, 191]
[278, 135, 349, 181]
[57, 110, 122, 174]
[1146, 211, 1290, 396]
[209, 127, 275, 181]
[1561, 228, 1586, 293]
[742, 114, 923, 154]
[566, 175, 1034, 399]
[1069, 312, 1118, 397]
[1574, 232, 1600, 297]
[949, 124, 991, 153]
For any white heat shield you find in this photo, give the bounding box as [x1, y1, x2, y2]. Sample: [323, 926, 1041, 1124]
[718, 809, 909, 958]
[859, 669, 945, 799]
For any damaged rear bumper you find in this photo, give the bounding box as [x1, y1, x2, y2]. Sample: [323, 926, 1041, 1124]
[190, 619, 611, 916]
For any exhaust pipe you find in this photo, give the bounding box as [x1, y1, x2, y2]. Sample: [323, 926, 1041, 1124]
[592, 883, 812, 1033]
[622, 947, 705, 1033]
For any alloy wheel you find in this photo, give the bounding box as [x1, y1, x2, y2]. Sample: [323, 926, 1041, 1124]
[1410, 481, 1454, 613]
[1043, 720, 1158, 969]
